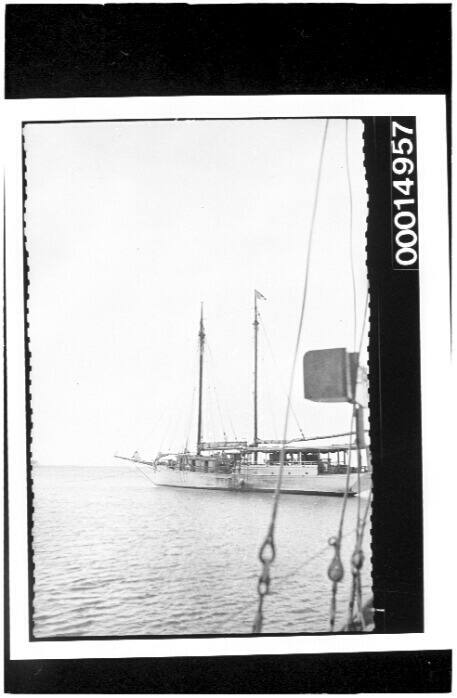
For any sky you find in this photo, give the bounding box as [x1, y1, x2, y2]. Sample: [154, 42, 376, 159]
[24, 118, 368, 466]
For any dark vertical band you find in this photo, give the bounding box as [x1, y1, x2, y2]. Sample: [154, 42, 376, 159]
[364, 117, 423, 632]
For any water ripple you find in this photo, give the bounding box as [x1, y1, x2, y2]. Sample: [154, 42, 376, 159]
[33, 465, 372, 637]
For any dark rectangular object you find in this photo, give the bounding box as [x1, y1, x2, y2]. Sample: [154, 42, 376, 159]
[303, 348, 352, 403]
[349, 351, 369, 408]
[364, 117, 424, 633]
[4, 4, 451, 99]
[4, 651, 452, 693]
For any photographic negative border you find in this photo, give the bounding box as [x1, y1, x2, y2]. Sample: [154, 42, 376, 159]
[4, 4, 451, 100]
[3, 3, 452, 691]
[4, 90, 451, 691]
[5, 92, 448, 652]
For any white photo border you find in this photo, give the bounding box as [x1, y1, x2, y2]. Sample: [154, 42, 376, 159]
[4, 94, 451, 660]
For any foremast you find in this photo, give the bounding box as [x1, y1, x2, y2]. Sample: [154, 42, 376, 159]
[253, 290, 266, 463]
[196, 303, 205, 455]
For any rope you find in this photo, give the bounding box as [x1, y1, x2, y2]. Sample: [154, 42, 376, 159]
[203, 341, 220, 440]
[345, 119, 357, 352]
[345, 291, 371, 630]
[253, 119, 329, 633]
[276, 525, 358, 586]
[158, 380, 189, 452]
[158, 412, 174, 454]
[206, 341, 238, 441]
[327, 113, 371, 629]
[167, 398, 186, 452]
[355, 291, 370, 540]
[259, 317, 305, 439]
[183, 386, 197, 452]
[212, 387, 228, 441]
[206, 385, 216, 443]
[326, 406, 356, 629]
[346, 490, 372, 631]
[260, 346, 279, 440]
[133, 463, 155, 484]
[220, 524, 359, 633]
[328, 290, 370, 632]
[226, 414, 238, 442]
[159, 348, 197, 453]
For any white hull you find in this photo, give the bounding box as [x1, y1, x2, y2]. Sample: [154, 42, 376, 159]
[137, 463, 370, 496]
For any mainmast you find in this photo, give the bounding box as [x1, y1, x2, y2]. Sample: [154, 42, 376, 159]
[253, 292, 259, 458]
[196, 303, 205, 455]
[253, 290, 266, 461]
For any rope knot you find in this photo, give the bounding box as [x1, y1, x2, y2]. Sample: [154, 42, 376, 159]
[327, 536, 344, 583]
[259, 536, 276, 566]
[257, 564, 271, 597]
[347, 617, 364, 632]
[351, 548, 364, 572]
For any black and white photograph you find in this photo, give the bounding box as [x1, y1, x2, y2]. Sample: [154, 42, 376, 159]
[25, 117, 371, 638]
[4, 89, 451, 680]
[3, 3, 453, 693]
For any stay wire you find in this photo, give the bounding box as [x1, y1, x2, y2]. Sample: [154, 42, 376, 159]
[259, 317, 305, 439]
[327, 296, 368, 631]
[261, 349, 279, 440]
[167, 395, 186, 452]
[327, 408, 356, 632]
[161, 340, 199, 453]
[327, 108, 370, 625]
[252, 119, 329, 633]
[355, 289, 370, 537]
[276, 525, 358, 587]
[207, 340, 238, 441]
[206, 384, 216, 443]
[331, 288, 370, 631]
[163, 364, 194, 451]
[207, 351, 229, 441]
[213, 387, 228, 441]
[158, 411, 174, 454]
[134, 463, 154, 484]
[183, 386, 197, 452]
[220, 525, 358, 633]
[347, 291, 371, 630]
[345, 119, 358, 352]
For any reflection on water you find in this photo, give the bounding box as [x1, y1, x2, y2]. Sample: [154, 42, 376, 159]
[32, 465, 372, 637]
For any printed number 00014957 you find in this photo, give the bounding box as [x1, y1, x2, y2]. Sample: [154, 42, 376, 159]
[391, 120, 418, 267]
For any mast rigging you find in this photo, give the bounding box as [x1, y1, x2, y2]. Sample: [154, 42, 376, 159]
[253, 290, 266, 462]
[196, 303, 205, 455]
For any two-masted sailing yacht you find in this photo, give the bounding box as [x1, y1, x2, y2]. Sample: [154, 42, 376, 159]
[116, 292, 370, 496]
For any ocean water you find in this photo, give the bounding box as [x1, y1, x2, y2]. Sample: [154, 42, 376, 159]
[32, 465, 372, 638]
